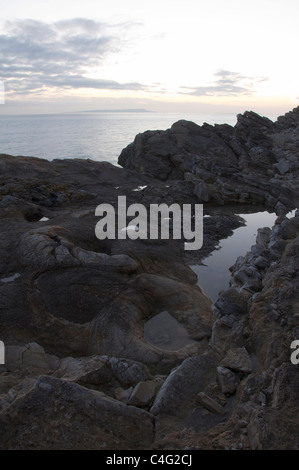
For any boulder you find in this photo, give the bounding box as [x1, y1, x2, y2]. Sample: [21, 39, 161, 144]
[5, 343, 60, 372]
[0, 375, 155, 450]
[128, 379, 161, 407]
[217, 366, 241, 395]
[150, 350, 219, 416]
[197, 392, 226, 415]
[220, 348, 252, 374]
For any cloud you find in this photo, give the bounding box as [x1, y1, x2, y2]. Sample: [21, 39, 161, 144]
[0, 18, 147, 96]
[181, 70, 269, 96]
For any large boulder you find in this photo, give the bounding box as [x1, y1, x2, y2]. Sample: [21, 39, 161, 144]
[0, 375, 155, 449]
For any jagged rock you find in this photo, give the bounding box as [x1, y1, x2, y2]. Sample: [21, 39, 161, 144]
[233, 265, 262, 286]
[217, 366, 241, 395]
[114, 386, 133, 404]
[150, 350, 219, 416]
[220, 347, 252, 373]
[275, 160, 293, 175]
[5, 343, 60, 372]
[193, 182, 212, 202]
[118, 108, 299, 210]
[16, 225, 139, 273]
[0, 375, 155, 449]
[197, 392, 226, 415]
[127, 379, 160, 407]
[213, 288, 249, 317]
[253, 255, 269, 269]
[108, 357, 150, 386]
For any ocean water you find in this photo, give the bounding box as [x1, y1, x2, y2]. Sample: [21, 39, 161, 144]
[0, 111, 239, 164]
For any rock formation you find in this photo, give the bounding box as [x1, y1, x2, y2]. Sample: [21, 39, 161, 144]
[119, 109, 298, 211]
[0, 107, 298, 450]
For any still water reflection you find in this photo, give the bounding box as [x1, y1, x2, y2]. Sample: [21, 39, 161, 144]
[144, 209, 297, 350]
[190, 211, 277, 302]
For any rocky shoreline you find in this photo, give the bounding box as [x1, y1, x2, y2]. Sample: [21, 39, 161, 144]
[0, 107, 298, 449]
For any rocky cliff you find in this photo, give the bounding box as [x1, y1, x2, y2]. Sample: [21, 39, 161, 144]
[119, 108, 298, 211]
[0, 107, 298, 450]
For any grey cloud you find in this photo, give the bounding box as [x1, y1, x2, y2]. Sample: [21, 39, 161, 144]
[5, 19, 56, 42]
[214, 70, 239, 78]
[0, 18, 147, 95]
[182, 70, 268, 96]
[1, 18, 114, 66]
[44, 76, 147, 91]
[3, 75, 147, 96]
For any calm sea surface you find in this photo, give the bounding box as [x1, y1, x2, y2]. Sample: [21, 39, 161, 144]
[0, 112, 240, 164]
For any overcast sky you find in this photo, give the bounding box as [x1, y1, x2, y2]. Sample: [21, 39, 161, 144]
[0, 0, 298, 115]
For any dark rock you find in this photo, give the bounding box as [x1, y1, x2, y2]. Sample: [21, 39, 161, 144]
[118, 108, 299, 210]
[217, 366, 241, 395]
[0, 375, 155, 449]
[150, 349, 219, 416]
[275, 160, 293, 175]
[220, 347, 252, 373]
[213, 288, 249, 317]
[127, 379, 160, 407]
[197, 391, 226, 415]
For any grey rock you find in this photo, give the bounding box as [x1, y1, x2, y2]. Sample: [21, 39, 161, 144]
[150, 350, 218, 416]
[108, 358, 149, 387]
[213, 288, 248, 317]
[0, 375, 155, 449]
[233, 265, 262, 286]
[193, 183, 211, 202]
[197, 392, 226, 415]
[217, 366, 241, 395]
[275, 160, 293, 175]
[220, 347, 252, 373]
[16, 226, 138, 273]
[128, 380, 159, 407]
[114, 387, 133, 404]
[255, 227, 272, 249]
[118, 109, 297, 210]
[253, 256, 270, 269]
[5, 343, 60, 372]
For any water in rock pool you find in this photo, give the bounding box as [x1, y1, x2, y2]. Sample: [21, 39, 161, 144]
[144, 311, 197, 351]
[190, 210, 278, 302]
[144, 209, 280, 351]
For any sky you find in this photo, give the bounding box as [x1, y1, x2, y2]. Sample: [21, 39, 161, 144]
[0, 0, 298, 116]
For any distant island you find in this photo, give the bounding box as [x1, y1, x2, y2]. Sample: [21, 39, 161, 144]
[81, 108, 153, 113]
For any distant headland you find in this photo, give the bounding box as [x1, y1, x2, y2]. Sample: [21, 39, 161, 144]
[81, 108, 153, 113]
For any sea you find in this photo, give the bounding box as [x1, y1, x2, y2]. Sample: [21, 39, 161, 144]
[0, 111, 243, 164]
